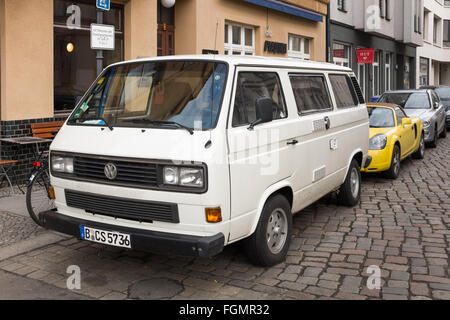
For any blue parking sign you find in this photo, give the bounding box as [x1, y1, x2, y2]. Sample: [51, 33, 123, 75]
[96, 0, 110, 11]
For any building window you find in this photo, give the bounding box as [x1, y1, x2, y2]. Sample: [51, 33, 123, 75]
[414, 0, 422, 34]
[385, 52, 392, 91]
[420, 57, 429, 86]
[337, 0, 346, 12]
[385, 0, 391, 20]
[54, 0, 124, 113]
[372, 51, 380, 96]
[332, 42, 350, 67]
[434, 16, 441, 45]
[224, 23, 254, 56]
[444, 20, 450, 47]
[379, 0, 385, 18]
[288, 35, 311, 60]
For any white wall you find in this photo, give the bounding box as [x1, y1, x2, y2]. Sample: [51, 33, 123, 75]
[416, 0, 450, 86]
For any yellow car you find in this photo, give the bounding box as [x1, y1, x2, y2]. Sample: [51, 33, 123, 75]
[362, 103, 425, 179]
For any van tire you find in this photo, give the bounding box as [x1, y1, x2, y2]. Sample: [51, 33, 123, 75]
[244, 194, 292, 267]
[337, 159, 361, 207]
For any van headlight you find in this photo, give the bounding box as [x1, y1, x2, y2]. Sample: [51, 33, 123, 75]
[163, 166, 204, 188]
[369, 134, 387, 150]
[51, 156, 74, 174]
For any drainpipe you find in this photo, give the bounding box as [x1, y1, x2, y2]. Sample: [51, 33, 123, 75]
[326, 2, 331, 63]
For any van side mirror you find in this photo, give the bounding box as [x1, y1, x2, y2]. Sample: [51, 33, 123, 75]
[401, 118, 412, 126]
[434, 102, 439, 109]
[248, 97, 274, 130]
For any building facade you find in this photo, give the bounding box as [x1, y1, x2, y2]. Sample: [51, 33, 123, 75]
[329, 0, 424, 101]
[0, 0, 329, 181]
[417, 0, 450, 86]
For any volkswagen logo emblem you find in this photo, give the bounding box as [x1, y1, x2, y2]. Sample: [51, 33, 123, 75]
[104, 163, 118, 180]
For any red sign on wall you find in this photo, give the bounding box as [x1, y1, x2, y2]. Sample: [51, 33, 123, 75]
[356, 48, 375, 64]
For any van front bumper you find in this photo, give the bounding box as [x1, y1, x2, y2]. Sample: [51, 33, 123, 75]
[39, 210, 225, 258]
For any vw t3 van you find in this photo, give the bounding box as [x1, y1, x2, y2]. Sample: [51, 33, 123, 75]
[42, 55, 369, 266]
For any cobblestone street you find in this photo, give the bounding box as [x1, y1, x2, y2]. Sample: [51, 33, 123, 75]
[0, 135, 449, 300]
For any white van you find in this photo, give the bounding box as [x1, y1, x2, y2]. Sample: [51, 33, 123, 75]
[42, 55, 369, 266]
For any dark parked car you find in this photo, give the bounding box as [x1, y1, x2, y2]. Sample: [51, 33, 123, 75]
[434, 87, 450, 130]
[379, 89, 446, 148]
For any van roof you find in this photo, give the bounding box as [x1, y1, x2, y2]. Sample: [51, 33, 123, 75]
[108, 54, 353, 73]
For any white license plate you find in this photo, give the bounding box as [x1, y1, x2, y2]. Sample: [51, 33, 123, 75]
[80, 226, 131, 249]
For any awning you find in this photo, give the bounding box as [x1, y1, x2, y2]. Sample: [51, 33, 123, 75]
[241, 0, 323, 22]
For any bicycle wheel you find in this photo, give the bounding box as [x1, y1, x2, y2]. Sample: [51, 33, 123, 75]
[26, 167, 55, 226]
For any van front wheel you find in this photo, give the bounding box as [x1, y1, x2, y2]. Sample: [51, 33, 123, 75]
[244, 194, 292, 267]
[337, 159, 361, 207]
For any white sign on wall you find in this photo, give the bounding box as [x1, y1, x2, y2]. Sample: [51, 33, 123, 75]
[90, 24, 115, 50]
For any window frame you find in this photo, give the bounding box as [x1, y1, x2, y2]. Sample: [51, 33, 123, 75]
[328, 73, 359, 109]
[231, 71, 288, 128]
[224, 22, 255, 56]
[288, 73, 334, 116]
[288, 34, 311, 60]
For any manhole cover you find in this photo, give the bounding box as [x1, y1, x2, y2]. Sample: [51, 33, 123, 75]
[128, 278, 183, 300]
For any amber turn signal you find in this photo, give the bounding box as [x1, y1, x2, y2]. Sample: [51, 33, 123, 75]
[48, 185, 56, 200]
[205, 207, 222, 223]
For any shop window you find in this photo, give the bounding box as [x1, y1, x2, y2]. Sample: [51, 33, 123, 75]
[232, 72, 286, 127]
[329, 74, 358, 108]
[54, 0, 124, 113]
[332, 42, 350, 67]
[420, 57, 429, 86]
[288, 35, 310, 60]
[289, 75, 332, 114]
[224, 23, 255, 56]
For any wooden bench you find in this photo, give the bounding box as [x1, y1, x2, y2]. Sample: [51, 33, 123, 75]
[31, 121, 64, 139]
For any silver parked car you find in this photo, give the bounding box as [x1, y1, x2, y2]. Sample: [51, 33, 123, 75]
[379, 89, 446, 148]
[433, 87, 450, 131]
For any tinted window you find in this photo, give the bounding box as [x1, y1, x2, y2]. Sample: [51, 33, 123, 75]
[289, 75, 332, 114]
[379, 93, 431, 109]
[232, 72, 287, 127]
[431, 91, 440, 104]
[329, 74, 358, 108]
[368, 107, 395, 128]
[435, 87, 450, 100]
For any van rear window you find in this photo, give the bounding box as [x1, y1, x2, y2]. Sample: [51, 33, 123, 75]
[289, 75, 333, 114]
[329, 74, 359, 108]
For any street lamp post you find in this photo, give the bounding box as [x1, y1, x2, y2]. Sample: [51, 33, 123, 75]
[96, 9, 104, 76]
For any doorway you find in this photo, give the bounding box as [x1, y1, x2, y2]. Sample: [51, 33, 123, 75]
[157, 1, 175, 56]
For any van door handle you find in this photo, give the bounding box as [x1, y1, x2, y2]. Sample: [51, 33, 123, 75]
[324, 117, 331, 130]
[287, 140, 298, 146]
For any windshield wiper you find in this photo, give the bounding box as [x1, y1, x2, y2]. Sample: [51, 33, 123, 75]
[71, 116, 114, 131]
[123, 118, 194, 135]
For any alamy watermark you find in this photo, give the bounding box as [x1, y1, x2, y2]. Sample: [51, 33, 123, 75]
[66, 265, 81, 290]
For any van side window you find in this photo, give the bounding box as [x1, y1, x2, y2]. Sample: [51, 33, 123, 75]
[232, 72, 287, 127]
[329, 74, 359, 108]
[289, 75, 333, 114]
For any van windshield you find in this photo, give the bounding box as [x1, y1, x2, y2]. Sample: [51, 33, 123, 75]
[68, 61, 228, 131]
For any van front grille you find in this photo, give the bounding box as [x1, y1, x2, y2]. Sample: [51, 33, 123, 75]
[65, 190, 179, 224]
[73, 156, 158, 187]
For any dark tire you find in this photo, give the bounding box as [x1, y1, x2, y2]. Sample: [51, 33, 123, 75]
[26, 168, 55, 226]
[427, 128, 438, 148]
[384, 144, 401, 179]
[244, 194, 292, 267]
[337, 159, 361, 207]
[412, 133, 425, 160]
[439, 125, 447, 138]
